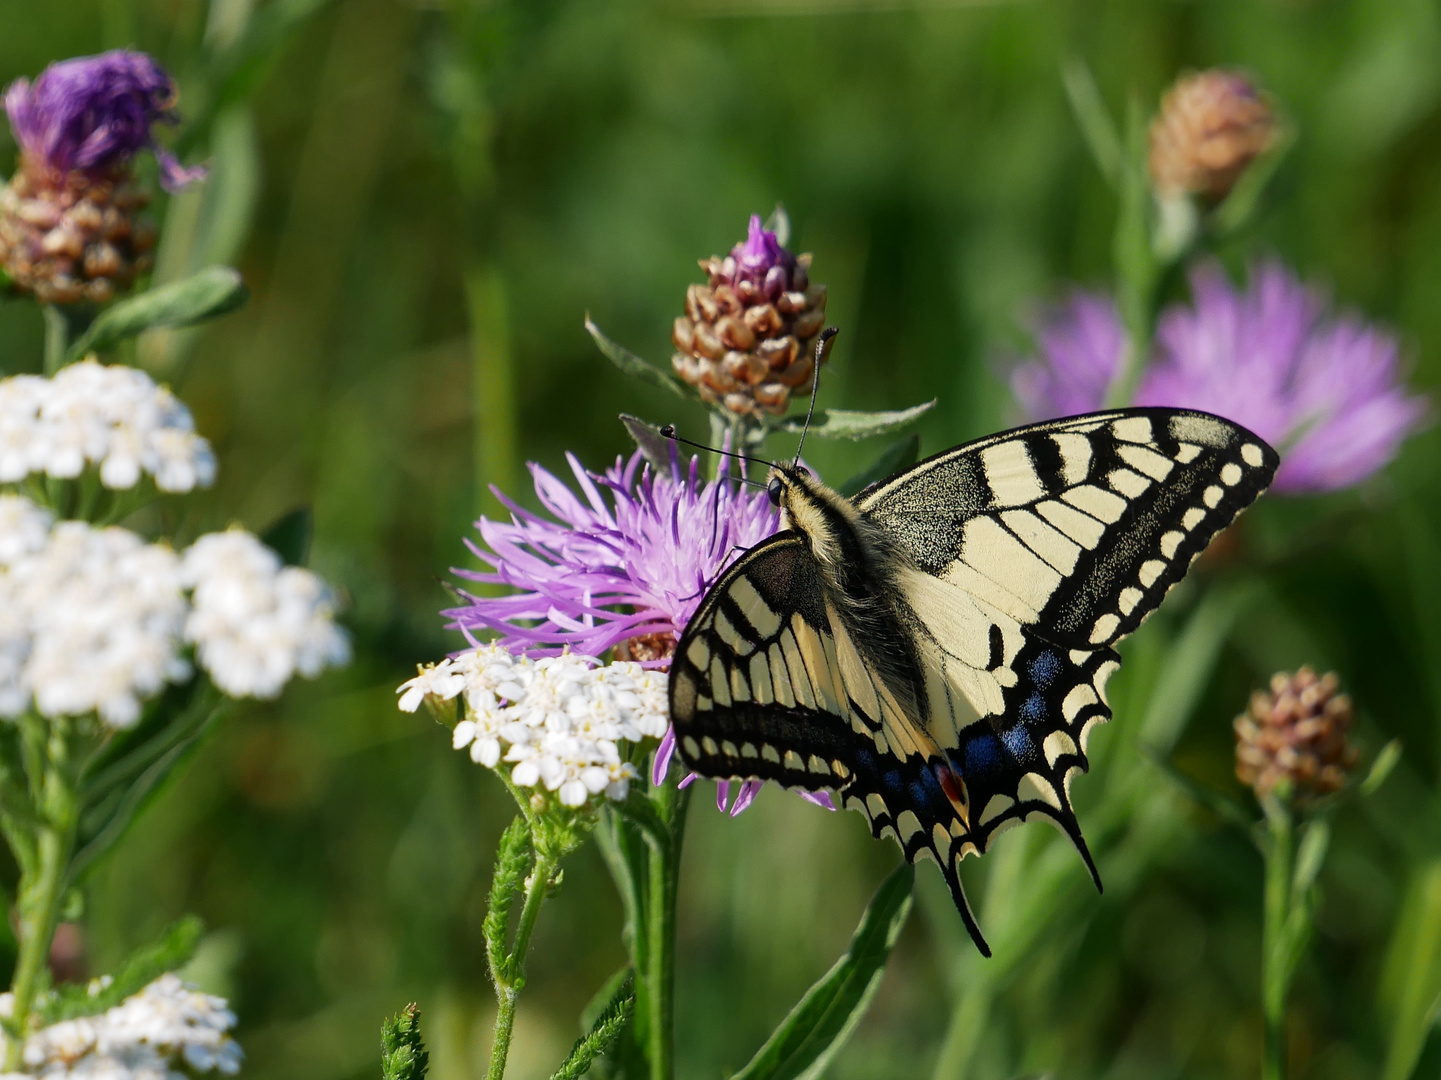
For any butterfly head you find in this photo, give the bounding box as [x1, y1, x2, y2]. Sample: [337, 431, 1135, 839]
[764, 462, 858, 568]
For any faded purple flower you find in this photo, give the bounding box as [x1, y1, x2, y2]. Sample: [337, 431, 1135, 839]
[5, 50, 203, 191]
[1011, 261, 1428, 493]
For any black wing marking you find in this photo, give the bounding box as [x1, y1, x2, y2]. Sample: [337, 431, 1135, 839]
[669, 534, 995, 954]
[855, 408, 1279, 649]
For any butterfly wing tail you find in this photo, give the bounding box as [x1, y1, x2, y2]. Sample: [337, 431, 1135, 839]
[937, 848, 991, 958]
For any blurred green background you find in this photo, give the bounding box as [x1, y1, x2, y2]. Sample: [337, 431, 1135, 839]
[4, 0, 1441, 1078]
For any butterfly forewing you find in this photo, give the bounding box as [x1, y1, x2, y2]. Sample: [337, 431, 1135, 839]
[670, 408, 1278, 956]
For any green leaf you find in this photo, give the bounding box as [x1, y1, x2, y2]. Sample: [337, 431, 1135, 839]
[774, 401, 935, 441]
[1380, 861, 1441, 1080]
[40, 916, 204, 1023]
[1361, 739, 1404, 797]
[68, 267, 249, 360]
[837, 435, 920, 498]
[585, 316, 691, 400]
[1292, 819, 1331, 897]
[620, 415, 674, 472]
[1140, 747, 1256, 832]
[484, 818, 534, 984]
[1210, 122, 1296, 239]
[261, 507, 314, 567]
[1138, 578, 1259, 754]
[1061, 57, 1121, 185]
[550, 973, 634, 1080]
[731, 863, 914, 1080]
[73, 682, 227, 880]
[381, 1003, 430, 1080]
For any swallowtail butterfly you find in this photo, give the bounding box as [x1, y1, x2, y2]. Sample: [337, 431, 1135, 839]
[669, 407, 1277, 955]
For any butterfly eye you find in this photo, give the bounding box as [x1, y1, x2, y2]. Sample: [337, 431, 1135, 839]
[767, 478, 784, 506]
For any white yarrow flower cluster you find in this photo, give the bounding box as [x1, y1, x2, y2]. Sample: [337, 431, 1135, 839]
[398, 644, 669, 808]
[0, 974, 242, 1080]
[181, 531, 350, 699]
[0, 361, 216, 493]
[0, 497, 349, 726]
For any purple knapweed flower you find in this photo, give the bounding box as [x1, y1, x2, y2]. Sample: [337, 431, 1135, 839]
[5, 50, 203, 191]
[452, 448, 778, 656]
[449, 446, 836, 815]
[1011, 261, 1428, 493]
[1011, 290, 1127, 421]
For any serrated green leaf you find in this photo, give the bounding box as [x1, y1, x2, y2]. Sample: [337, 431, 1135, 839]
[775, 401, 934, 441]
[585, 316, 691, 400]
[620, 415, 673, 472]
[261, 507, 313, 567]
[550, 974, 633, 1080]
[381, 1003, 429, 1080]
[68, 267, 249, 360]
[41, 916, 204, 1023]
[838, 435, 920, 498]
[731, 863, 914, 1080]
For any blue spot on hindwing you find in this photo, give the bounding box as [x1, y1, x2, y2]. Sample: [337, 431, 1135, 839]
[1029, 649, 1062, 689]
[1019, 692, 1046, 725]
[1000, 724, 1035, 762]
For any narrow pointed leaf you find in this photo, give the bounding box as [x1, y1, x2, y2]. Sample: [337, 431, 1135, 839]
[1062, 57, 1121, 184]
[775, 401, 934, 441]
[838, 435, 920, 498]
[68, 267, 249, 359]
[1361, 739, 1403, 797]
[550, 974, 634, 1080]
[585, 316, 691, 399]
[731, 863, 914, 1080]
[1380, 861, 1441, 1080]
[620, 415, 674, 472]
[381, 1003, 430, 1080]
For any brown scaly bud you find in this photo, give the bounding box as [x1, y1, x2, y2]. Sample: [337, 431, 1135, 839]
[0, 164, 157, 304]
[671, 215, 828, 417]
[1149, 70, 1276, 201]
[1234, 667, 1358, 802]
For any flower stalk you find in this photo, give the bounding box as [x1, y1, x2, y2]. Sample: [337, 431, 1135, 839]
[1260, 793, 1294, 1080]
[6, 715, 83, 1066]
[485, 837, 558, 1080]
[641, 782, 688, 1080]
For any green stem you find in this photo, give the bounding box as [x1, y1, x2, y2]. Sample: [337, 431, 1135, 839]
[42, 307, 68, 376]
[1106, 97, 1158, 410]
[6, 720, 81, 1064]
[1261, 797, 1294, 1080]
[486, 849, 556, 1080]
[643, 782, 689, 1080]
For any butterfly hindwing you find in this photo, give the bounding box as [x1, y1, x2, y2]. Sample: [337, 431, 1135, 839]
[670, 533, 994, 949]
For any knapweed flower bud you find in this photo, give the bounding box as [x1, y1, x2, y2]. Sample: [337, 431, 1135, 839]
[671, 215, 828, 417]
[1149, 70, 1276, 201]
[1234, 667, 1358, 801]
[0, 51, 204, 305]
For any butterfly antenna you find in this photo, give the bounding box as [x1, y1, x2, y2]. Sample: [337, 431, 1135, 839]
[793, 327, 839, 468]
[658, 425, 772, 485]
